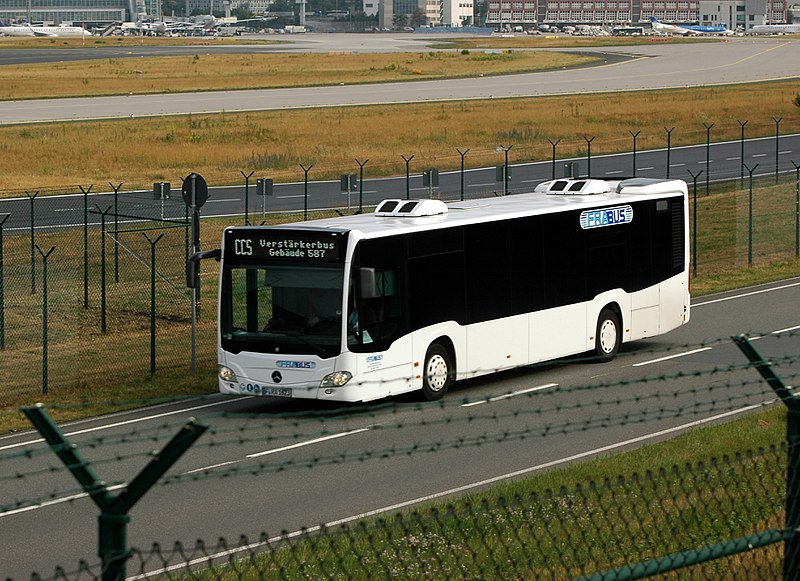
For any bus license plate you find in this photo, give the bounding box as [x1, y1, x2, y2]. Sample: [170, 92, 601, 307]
[265, 387, 292, 398]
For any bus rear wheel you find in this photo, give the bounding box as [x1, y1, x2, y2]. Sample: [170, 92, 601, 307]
[594, 308, 620, 362]
[422, 344, 452, 401]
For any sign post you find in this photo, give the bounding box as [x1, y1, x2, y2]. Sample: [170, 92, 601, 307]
[182, 173, 208, 378]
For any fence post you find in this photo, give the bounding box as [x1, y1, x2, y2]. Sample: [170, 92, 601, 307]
[36, 245, 55, 394]
[0, 214, 7, 351]
[110, 183, 122, 283]
[743, 163, 758, 266]
[144, 233, 164, 375]
[548, 139, 560, 180]
[792, 161, 799, 258]
[733, 335, 800, 581]
[95, 205, 112, 334]
[457, 148, 469, 201]
[583, 136, 594, 177]
[738, 120, 747, 185]
[774, 117, 783, 184]
[402, 155, 414, 200]
[27, 191, 38, 294]
[688, 170, 702, 277]
[356, 159, 368, 212]
[629, 131, 640, 177]
[664, 127, 674, 178]
[80, 185, 93, 309]
[240, 170, 254, 225]
[703, 123, 714, 195]
[21, 404, 208, 581]
[300, 163, 314, 220]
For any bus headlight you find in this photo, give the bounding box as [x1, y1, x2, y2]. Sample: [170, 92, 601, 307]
[218, 365, 238, 382]
[320, 371, 352, 388]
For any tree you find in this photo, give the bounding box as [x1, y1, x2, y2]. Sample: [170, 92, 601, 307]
[410, 9, 426, 27]
[393, 13, 408, 28]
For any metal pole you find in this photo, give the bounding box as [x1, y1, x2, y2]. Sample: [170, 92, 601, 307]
[22, 404, 207, 581]
[144, 233, 164, 375]
[27, 191, 38, 294]
[744, 163, 758, 266]
[300, 163, 314, 220]
[584, 136, 595, 177]
[110, 183, 121, 283]
[240, 170, 254, 225]
[665, 127, 674, 179]
[774, 117, 783, 184]
[457, 148, 469, 201]
[498, 144, 512, 196]
[96, 205, 112, 334]
[688, 170, 702, 277]
[793, 161, 799, 259]
[548, 139, 560, 180]
[356, 159, 368, 213]
[704, 123, 714, 195]
[732, 335, 800, 581]
[80, 185, 93, 309]
[738, 120, 747, 185]
[0, 214, 6, 351]
[402, 154, 414, 200]
[629, 131, 640, 177]
[36, 245, 55, 395]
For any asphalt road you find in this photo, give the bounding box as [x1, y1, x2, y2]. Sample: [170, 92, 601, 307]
[1, 278, 799, 577]
[0, 37, 798, 124]
[0, 134, 796, 233]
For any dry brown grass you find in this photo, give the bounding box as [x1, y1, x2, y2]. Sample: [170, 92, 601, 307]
[0, 81, 797, 193]
[0, 49, 596, 100]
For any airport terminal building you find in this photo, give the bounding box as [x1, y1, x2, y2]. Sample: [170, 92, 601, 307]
[0, 0, 795, 30]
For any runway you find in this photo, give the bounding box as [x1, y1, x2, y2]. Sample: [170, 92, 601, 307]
[0, 35, 797, 124]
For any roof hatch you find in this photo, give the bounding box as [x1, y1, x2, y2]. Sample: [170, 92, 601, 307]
[534, 179, 612, 195]
[374, 199, 448, 217]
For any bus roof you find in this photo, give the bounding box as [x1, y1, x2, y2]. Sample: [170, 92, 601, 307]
[258, 178, 687, 240]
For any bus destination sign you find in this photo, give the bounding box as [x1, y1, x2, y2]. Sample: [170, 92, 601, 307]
[225, 229, 345, 262]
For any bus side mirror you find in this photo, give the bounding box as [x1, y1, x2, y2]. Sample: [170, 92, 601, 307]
[186, 248, 221, 288]
[359, 267, 379, 299]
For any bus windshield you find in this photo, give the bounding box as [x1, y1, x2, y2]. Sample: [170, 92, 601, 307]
[221, 263, 345, 359]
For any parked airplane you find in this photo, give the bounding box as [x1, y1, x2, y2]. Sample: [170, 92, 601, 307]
[0, 22, 92, 37]
[750, 23, 800, 34]
[649, 17, 733, 35]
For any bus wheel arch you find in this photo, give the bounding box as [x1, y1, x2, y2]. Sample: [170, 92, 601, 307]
[594, 304, 622, 362]
[421, 338, 456, 400]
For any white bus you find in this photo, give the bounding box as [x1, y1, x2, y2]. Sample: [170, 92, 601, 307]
[206, 177, 690, 402]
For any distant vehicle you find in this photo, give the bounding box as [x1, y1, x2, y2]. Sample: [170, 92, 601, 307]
[513, 25, 523, 32]
[403, 26, 415, 31]
[284, 25, 306, 33]
[749, 23, 800, 34]
[649, 17, 733, 36]
[198, 177, 691, 403]
[613, 26, 644, 36]
[0, 22, 92, 36]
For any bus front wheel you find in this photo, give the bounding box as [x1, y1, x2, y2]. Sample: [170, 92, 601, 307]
[422, 344, 452, 400]
[594, 308, 620, 362]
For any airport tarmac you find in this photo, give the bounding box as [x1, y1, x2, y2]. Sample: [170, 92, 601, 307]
[0, 35, 797, 124]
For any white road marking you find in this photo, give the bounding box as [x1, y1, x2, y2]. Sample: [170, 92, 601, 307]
[0, 398, 249, 452]
[0, 484, 126, 518]
[693, 280, 800, 307]
[632, 347, 712, 367]
[246, 427, 370, 458]
[773, 325, 800, 334]
[461, 383, 558, 407]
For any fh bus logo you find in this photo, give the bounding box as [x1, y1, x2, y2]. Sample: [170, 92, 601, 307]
[579, 205, 633, 229]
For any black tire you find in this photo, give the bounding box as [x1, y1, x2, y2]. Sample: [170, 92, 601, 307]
[422, 344, 453, 401]
[594, 308, 621, 362]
